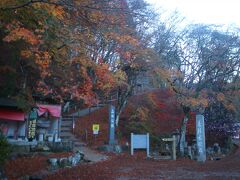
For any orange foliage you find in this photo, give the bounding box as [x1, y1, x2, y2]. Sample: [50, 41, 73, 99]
[216, 92, 225, 102]
[0, 0, 146, 107]
[3, 26, 40, 45]
[122, 89, 184, 134]
[95, 63, 115, 92]
[105, 32, 139, 47]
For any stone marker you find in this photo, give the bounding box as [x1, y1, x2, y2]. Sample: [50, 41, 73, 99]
[196, 114, 206, 162]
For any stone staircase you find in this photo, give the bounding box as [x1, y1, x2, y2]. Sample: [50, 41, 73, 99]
[60, 115, 107, 162]
[60, 104, 106, 147]
[60, 116, 86, 150]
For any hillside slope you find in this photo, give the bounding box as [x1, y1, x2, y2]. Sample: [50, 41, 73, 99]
[74, 89, 196, 146]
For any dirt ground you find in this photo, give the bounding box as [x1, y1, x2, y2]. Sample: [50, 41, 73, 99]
[4, 145, 240, 180]
[44, 148, 240, 180]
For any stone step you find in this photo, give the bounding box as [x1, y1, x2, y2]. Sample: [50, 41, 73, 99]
[60, 134, 77, 139]
[61, 126, 72, 130]
[61, 129, 72, 133]
[74, 142, 86, 147]
[61, 121, 73, 126]
[62, 119, 73, 122]
[62, 116, 74, 119]
[61, 125, 72, 129]
[60, 133, 75, 139]
[60, 137, 75, 141]
[60, 133, 75, 137]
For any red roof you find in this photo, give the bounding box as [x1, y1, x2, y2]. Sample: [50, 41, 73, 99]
[0, 108, 25, 121]
[37, 104, 61, 118]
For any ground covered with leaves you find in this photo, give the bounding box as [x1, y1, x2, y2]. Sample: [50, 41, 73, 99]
[4, 146, 240, 180]
[3, 152, 73, 180]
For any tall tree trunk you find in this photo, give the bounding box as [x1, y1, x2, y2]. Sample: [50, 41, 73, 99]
[179, 116, 188, 156]
[178, 106, 190, 156]
[115, 97, 128, 127]
[115, 83, 133, 127]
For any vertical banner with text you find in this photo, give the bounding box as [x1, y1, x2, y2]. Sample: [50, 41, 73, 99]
[28, 108, 38, 141]
[109, 105, 115, 145]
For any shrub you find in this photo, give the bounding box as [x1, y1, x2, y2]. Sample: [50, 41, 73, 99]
[0, 131, 12, 167]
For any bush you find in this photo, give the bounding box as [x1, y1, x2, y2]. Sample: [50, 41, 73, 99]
[125, 121, 152, 135]
[0, 131, 12, 167]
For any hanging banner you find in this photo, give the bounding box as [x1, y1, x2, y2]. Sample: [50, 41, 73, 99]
[28, 108, 38, 141]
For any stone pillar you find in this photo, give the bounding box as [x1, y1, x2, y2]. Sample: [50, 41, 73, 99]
[196, 114, 206, 162]
[109, 105, 115, 145]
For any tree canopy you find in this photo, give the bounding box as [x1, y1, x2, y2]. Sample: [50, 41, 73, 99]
[0, 0, 240, 131]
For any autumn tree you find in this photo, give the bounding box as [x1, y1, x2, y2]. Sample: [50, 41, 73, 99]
[114, 2, 157, 126]
[152, 19, 240, 154]
[0, 0, 66, 109]
[185, 25, 240, 134]
[171, 24, 240, 153]
[0, 0, 154, 112]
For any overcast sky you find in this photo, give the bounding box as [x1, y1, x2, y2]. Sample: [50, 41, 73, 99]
[146, 0, 240, 27]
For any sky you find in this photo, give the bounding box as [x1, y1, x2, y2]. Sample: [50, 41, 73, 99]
[146, 0, 240, 27]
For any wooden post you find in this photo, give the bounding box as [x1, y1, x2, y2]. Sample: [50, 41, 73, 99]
[131, 133, 133, 155]
[172, 135, 176, 160]
[72, 116, 75, 134]
[146, 133, 150, 157]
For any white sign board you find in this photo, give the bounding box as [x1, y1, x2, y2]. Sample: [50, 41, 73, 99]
[131, 133, 149, 157]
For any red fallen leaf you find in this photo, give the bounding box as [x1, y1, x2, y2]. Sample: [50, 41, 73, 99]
[4, 152, 74, 180]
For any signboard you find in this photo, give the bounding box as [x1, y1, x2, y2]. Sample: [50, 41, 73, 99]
[131, 133, 149, 157]
[92, 124, 99, 135]
[28, 108, 38, 141]
[196, 114, 206, 162]
[109, 105, 115, 145]
[162, 138, 174, 141]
